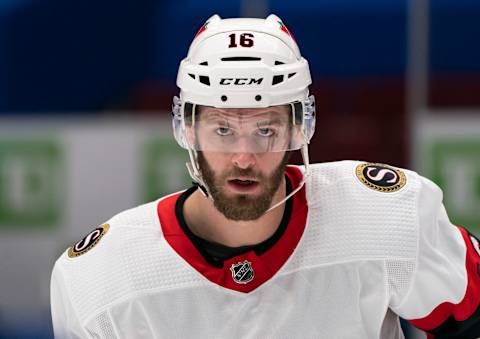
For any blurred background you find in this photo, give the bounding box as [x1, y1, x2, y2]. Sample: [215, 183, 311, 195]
[0, 0, 479, 338]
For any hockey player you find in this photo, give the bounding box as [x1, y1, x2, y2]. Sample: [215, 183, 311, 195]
[51, 15, 480, 338]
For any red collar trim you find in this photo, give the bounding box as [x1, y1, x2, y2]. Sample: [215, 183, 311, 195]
[157, 166, 308, 293]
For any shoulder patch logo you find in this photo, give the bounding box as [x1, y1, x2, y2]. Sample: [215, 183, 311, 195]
[355, 163, 406, 193]
[68, 223, 110, 258]
[230, 260, 254, 284]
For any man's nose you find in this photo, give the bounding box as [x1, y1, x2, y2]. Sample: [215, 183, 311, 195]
[229, 136, 257, 169]
[231, 152, 256, 169]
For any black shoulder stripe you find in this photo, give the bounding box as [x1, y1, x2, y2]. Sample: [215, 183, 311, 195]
[427, 305, 480, 339]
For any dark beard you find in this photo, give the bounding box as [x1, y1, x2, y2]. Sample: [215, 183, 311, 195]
[197, 152, 290, 221]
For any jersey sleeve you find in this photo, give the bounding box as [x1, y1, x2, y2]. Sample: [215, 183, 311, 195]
[391, 176, 480, 338]
[51, 261, 90, 339]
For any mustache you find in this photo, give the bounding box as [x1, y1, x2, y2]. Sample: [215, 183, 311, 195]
[224, 168, 263, 180]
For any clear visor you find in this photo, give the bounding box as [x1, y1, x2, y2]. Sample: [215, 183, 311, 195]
[185, 105, 306, 153]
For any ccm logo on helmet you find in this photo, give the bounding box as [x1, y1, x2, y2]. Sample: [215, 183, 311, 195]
[219, 78, 263, 85]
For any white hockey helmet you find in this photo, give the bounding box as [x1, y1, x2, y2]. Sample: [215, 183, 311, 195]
[172, 14, 315, 208]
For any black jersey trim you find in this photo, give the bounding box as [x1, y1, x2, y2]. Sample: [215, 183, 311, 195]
[427, 305, 480, 339]
[426, 230, 480, 338]
[175, 175, 293, 268]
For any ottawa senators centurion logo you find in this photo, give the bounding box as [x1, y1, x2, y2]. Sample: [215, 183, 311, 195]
[68, 223, 110, 258]
[356, 163, 406, 193]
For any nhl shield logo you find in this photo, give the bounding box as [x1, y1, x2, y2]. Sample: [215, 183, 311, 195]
[230, 260, 254, 284]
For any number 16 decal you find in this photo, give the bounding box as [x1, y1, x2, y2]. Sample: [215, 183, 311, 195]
[228, 33, 254, 48]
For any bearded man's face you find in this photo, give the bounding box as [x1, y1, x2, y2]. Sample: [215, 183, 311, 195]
[198, 151, 289, 221]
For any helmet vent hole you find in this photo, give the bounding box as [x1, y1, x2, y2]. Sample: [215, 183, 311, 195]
[199, 76, 210, 86]
[274, 61, 285, 65]
[221, 57, 261, 61]
[272, 75, 284, 85]
[221, 95, 228, 102]
[255, 95, 262, 101]
[188, 73, 196, 79]
[199, 61, 208, 66]
[288, 73, 297, 78]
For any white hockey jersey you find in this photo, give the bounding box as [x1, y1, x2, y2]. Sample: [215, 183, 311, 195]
[50, 161, 480, 338]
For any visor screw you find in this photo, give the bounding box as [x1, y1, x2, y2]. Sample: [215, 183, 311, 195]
[255, 95, 262, 101]
[221, 95, 227, 102]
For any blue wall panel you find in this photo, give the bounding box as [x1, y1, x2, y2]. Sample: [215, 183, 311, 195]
[270, 1, 408, 78]
[151, 0, 243, 80]
[5, 0, 157, 112]
[0, 0, 478, 112]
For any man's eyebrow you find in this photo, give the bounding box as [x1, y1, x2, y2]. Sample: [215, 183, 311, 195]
[257, 117, 288, 126]
[201, 113, 228, 123]
[200, 113, 288, 125]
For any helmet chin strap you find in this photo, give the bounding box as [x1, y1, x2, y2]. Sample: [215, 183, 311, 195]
[265, 144, 310, 213]
[185, 144, 310, 216]
[185, 148, 212, 199]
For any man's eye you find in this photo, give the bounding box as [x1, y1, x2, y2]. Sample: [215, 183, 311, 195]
[257, 128, 274, 137]
[215, 127, 232, 136]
